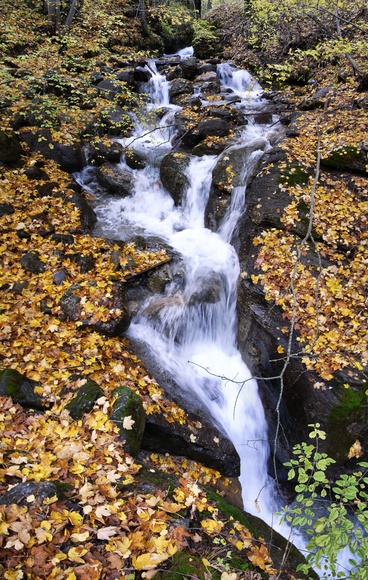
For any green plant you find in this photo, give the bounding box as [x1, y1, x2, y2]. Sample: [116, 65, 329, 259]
[279, 424, 368, 578]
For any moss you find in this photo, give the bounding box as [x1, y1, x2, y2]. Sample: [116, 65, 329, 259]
[65, 378, 104, 420]
[0, 368, 43, 409]
[322, 146, 367, 174]
[154, 552, 220, 580]
[279, 165, 310, 186]
[329, 383, 367, 422]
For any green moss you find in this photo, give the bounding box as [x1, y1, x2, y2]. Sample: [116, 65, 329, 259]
[329, 383, 367, 422]
[154, 552, 220, 580]
[279, 165, 309, 186]
[65, 378, 104, 420]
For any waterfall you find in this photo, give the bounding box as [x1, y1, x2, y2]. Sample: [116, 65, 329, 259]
[77, 57, 292, 531]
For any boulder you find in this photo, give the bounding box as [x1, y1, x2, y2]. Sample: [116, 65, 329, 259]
[59, 281, 131, 336]
[65, 377, 104, 419]
[169, 78, 193, 101]
[71, 191, 97, 232]
[206, 139, 266, 232]
[322, 145, 368, 175]
[0, 131, 24, 166]
[97, 163, 136, 195]
[99, 106, 134, 136]
[0, 369, 43, 410]
[179, 57, 199, 80]
[159, 151, 192, 204]
[110, 385, 146, 456]
[88, 138, 123, 165]
[20, 251, 46, 274]
[0, 482, 65, 506]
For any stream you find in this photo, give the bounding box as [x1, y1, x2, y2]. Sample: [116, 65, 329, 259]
[75, 49, 355, 574]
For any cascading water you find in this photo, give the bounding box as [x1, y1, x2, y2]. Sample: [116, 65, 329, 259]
[76, 55, 361, 577]
[79, 57, 281, 515]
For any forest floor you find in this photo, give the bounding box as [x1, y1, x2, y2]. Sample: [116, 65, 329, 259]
[0, 0, 367, 578]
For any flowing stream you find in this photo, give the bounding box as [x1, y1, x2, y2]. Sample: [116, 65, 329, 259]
[75, 51, 362, 577]
[78, 53, 296, 539]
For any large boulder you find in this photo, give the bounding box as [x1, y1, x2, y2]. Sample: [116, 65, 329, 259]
[59, 281, 131, 336]
[65, 377, 105, 420]
[110, 385, 146, 456]
[159, 151, 193, 204]
[97, 163, 136, 196]
[0, 131, 24, 166]
[0, 369, 43, 410]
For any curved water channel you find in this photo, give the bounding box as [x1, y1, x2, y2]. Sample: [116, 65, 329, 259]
[77, 50, 355, 573]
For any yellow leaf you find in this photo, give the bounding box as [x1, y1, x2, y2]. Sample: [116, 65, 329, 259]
[132, 552, 168, 570]
[68, 546, 88, 563]
[202, 558, 211, 567]
[70, 531, 90, 543]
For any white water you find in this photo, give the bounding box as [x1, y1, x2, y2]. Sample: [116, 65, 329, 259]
[75, 57, 362, 577]
[81, 59, 284, 521]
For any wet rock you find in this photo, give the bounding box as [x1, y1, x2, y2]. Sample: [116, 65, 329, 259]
[169, 78, 193, 101]
[59, 281, 131, 336]
[322, 145, 368, 175]
[146, 263, 173, 294]
[110, 385, 146, 456]
[0, 368, 43, 410]
[0, 203, 15, 216]
[97, 163, 136, 195]
[19, 129, 85, 172]
[20, 250, 46, 274]
[88, 138, 123, 165]
[206, 139, 267, 231]
[71, 191, 97, 232]
[197, 118, 230, 139]
[179, 57, 199, 80]
[65, 377, 104, 420]
[188, 273, 223, 305]
[12, 100, 60, 130]
[159, 151, 192, 204]
[0, 131, 24, 166]
[134, 66, 151, 83]
[125, 148, 147, 170]
[142, 410, 240, 477]
[100, 106, 134, 137]
[116, 69, 136, 85]
[97, 78, 122, 100]
[0, 482, 65, 506]
[24, 166, 49, 181]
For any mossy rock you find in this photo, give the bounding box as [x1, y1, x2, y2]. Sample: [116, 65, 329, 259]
[322, 146, 368, 174]
[326, 381, 368, 463]
[110, 385, 146, 456]
[154, 552, 219, 580]
[0, 368, 43, 409]
[279, 165, 310, 186]
[207, 492, 317, 578]
[65, 378, 104, 420]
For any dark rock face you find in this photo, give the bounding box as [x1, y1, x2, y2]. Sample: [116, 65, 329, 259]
[18, 129, 85, 172]
[236, 138, 368, 478]
[71, 191, 97, 232]
[65, 377, 104, 420]
[0, 369, 43, 410]
[59, 281, 131, 336]
[206, 139, 267, 233]
[87, 139, 123, 165]
[159, 151, 192, 204]
[110, 385, 146, 456]
[97, 163, 135, 196]
[0, 131, 24, 166]
[20, 251, 46, 274]
[0, 482, 63, 506]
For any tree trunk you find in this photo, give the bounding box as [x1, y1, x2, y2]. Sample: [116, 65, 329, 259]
[138, 0, 150, 37]
[46, 0, 61, 33]
[61, 0, 79, 36]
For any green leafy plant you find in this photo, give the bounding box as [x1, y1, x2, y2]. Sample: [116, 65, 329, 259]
[279, 424, 368, 578]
